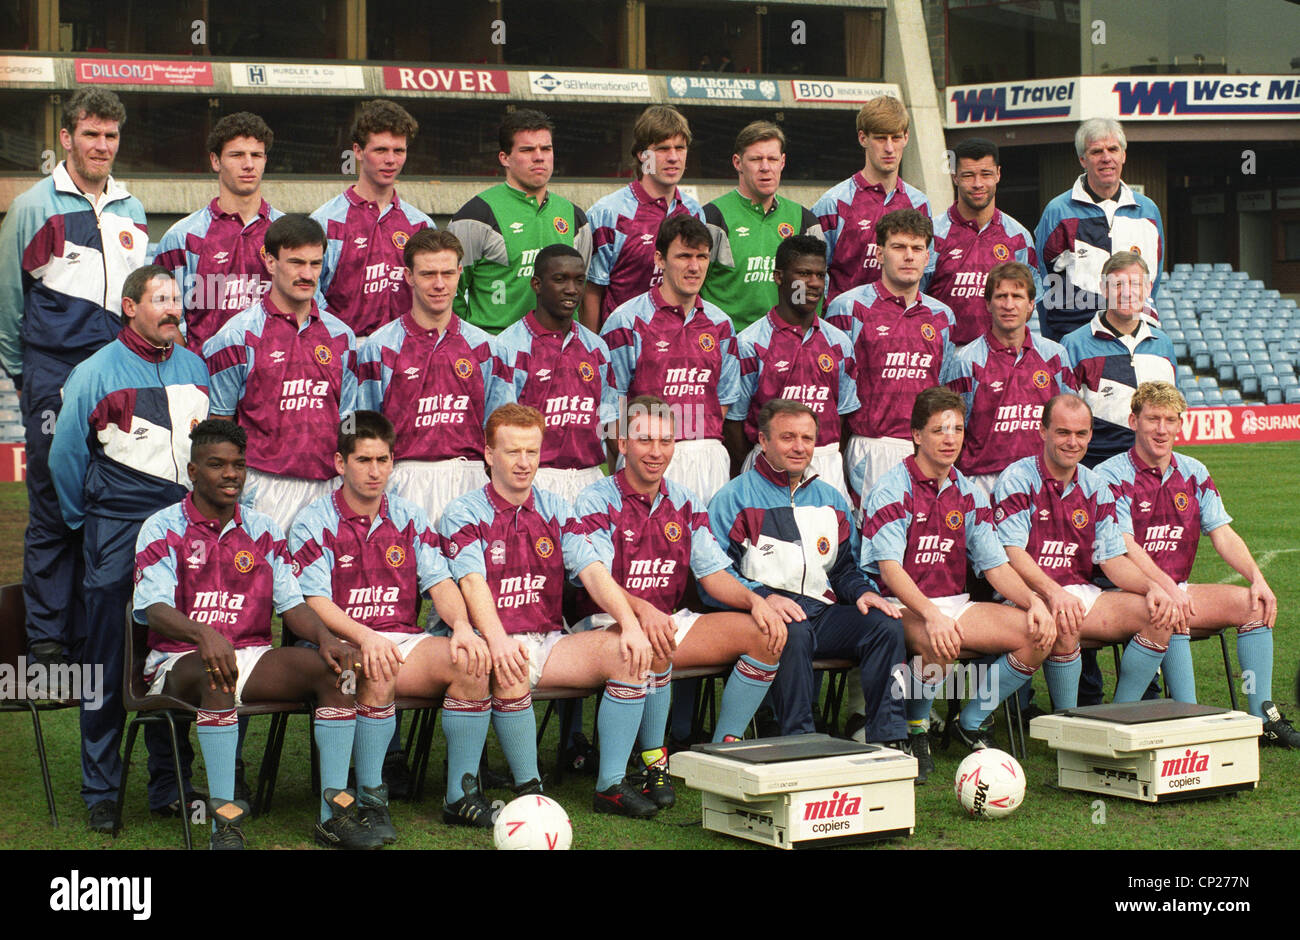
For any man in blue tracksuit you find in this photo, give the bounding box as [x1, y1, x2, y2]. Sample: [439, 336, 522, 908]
[0, 89, 147, 668]
[706, 398, 908, 743]
[49, 265, 210, 831]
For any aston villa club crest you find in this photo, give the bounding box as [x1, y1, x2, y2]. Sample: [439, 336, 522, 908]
[992, 243, 1010, 261]
[817, 353, 835, 373]
[233, 550, 255, 573]
[313, 345, 332, 365]
[1032, 370, 1050, 389]
[553, 216, 569, 235]
[578, 361, 595, 382]
[777, 222, 795, 239]
[664, 522, 683, 543]
[535, 536, 555, 558]
[1071, 508, 1089, 529]
[392, 230, 409, 249]
[454, 358, 474, 379]
[920, 323, 936, 342]
[698, 333, 716, 353]
[385, 545, 406, 568]
[1174, 492, 1190, 511]
[945, 510, 963, 530]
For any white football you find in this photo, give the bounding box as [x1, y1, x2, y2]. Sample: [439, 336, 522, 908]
[493, 794, 573, 850]
[954, 748, 1025, 819]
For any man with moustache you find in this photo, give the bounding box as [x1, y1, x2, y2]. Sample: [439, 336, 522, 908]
[50, 265, 210, 830]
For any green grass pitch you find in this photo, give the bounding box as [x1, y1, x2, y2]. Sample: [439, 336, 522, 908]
[1, 442, 1297, 850]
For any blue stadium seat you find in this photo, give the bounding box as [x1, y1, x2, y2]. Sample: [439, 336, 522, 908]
[1245, 279, 1265, 290]
[1266, 388, 1283, 405]
[1184, 388, 1206, 406]
[1193, 263, 1214, 274]
[1203, 389, 1225, 406]
[1263, 289, 1281, 300]
[1216, 365, 1235, 384]
[1261, 374, 1281, 390]
[1202, 328, 1223, 341]
[1226, 339, 1247, 353]
[1212, 263, 1233, 273]
[1288, 388, 1300, 405]
[1265, 329, 1286, 343]
[1194, 353, 1211, 370]
[1227, 270, 1248, 281]
[1222, 389, 1244, 406]
[1176, 364, 1193, 382]
[1241, 377, 1260, 396]
[1256, 362, 1275, 376]
[1200, 375, 1219, 389]
[1173, 263, 1193, 274]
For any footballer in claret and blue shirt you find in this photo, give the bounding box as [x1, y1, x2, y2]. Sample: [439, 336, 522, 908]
[311, 100, 434, 339]
[940, 260, 1076, 499]
[726, 235, 857, 499]
[813, 96, 930, 305]
[1094, 382, 1300, 747]
[828, 209, 955, 506]
[582, 105, 704, 330]
[576, 394, 788, 809]
[203, 215, 357, 537]
[497, 244, 619, 504]
[437, 404, 665, 819]
[860, 387, 1053, 778]
[992, 394, 1180, 712]
[602, 215, 741, 504]
[357, 229, 514, 526]
[921, 138, 1039, 347]
[153, 112, 284, 351]
[132, 419, 381, 851]
[290, 411, 498, 835]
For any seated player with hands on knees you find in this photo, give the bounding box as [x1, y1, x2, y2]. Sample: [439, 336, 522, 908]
[992, 394, 1182, 712]
[860, 387, 1055, 780]
[575, 395, 788, 810]
[132, 419, 376, 851]
[437, 404, 661, 818]
[1094, 381, 1300, 746]
[289, 410, 495, 838]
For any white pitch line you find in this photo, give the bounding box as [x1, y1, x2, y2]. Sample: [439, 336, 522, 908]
[1216, 547, 1300, 584]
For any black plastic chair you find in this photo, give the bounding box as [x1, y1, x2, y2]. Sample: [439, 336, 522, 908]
[115, 608, 310, 848]
[0, 583, 79, 827]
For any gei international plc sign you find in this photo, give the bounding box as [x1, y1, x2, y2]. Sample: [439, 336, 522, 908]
[947, 75, 1300, 126]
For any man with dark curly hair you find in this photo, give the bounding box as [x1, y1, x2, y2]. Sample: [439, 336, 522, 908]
[311, 100, 435, 338]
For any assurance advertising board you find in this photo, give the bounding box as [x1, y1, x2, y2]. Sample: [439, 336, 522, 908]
[1176, 404, 1300, 445]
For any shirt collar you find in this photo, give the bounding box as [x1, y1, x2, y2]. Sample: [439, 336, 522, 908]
[1128, 446, 1178, 481]
[182, 492, 243, 534]
[1035, 451, 1077, 496]
[503, 181, 549, 209]
[52, 161, 129, 205]
[649, 285, 703, 320]
[947, 202, 1000, 233]
[631, 179, 680, 209]
[615, 468, 668, 510]
[332, 487, 390, 527]
[753, 451, 817, 491]
[873, 280, 919, 315]
[263, 292, 319, 325]
[905, 454, 957, 494]
[1071, 175, 1135, 209]
[523, 309, 575, 338]
[984, 328, 1034, 355]
[1089, 309, 1150, 343]
[485, 481, 537, 516]
[766, 306, 821, 338]
[118, 325, 174, 363]
[401, 309, 460, 340]
[853, 171, 901, 197]
[208, 196, 272, 222]
[737, 188, 780, 215]
[345, 185, 402, 211]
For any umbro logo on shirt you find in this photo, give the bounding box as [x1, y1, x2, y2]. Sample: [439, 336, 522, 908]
[774, 360, 790, 371]
[535, 369, 552, 381]
[640, 233, 654, 244]
[876, 325, 890, 336]
[916, 513, 927, 523]
[858, 219, 872, 230]
[404, 367, 421, 380]
[212, 251, 230, 264]
[490, 540, 507, 565]
[989, 381, 1004, 393]
[1039, 509, 1051, 521]
[133, 427, 149, 439]
[623, 529, 636, 543]
[270, 350, 286, 363]
[949, 248, 963, 259]
[1139, 500, 1152, 512]
[338, 554, 354, 568]
[655, 341, 671, 353]
[510, 222, 525, 234]
[736, 226, 750, 237]
[353, 237, 368, 249]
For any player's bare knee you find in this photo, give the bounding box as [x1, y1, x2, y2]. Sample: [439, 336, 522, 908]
[357, 675, 395, 707]
[448, 671, 489, 701]
[198, 689, 235, 710]
[491, 675, 529, 700]
[651, 654, 672, 674]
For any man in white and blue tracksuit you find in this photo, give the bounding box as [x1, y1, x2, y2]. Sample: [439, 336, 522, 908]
[706, 398, 907, 742]
[0, 89, 147, 666]
[49, 265, 209, 828]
